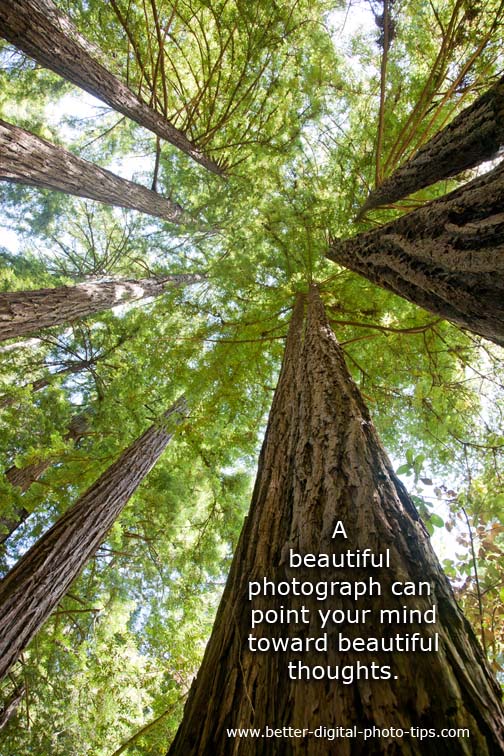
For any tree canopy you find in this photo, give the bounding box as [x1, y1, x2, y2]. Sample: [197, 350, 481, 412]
[0, 0, 503, 753]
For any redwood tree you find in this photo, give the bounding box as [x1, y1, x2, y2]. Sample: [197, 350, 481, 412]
[0, 120, 188, 224]
[0, 397, 186, 680]
[359, 75, 504, 216]
[1, 413, 89, 544]
[0, 683, 24, 730]
[328, 160, 504, 347]
[168, 288, 504, 755]
[0, 358, 99, 407]
[0, 0, 223, 175]
[0, 273, 204, 342]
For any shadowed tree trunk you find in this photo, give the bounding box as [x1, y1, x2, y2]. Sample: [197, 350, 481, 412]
[0, 413, 89, 545]
[0, 683, 25, 730]
[168, 288, 504, 756]
[0, 0, 223, 176]
[0, 120, 189, 224]
[0, 396, 186, 680]
[359, 76, 504, 216]
[0, 273, 204, 342]
[328, 160, 504, 347]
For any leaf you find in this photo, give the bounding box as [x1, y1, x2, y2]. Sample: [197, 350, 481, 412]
[396, 463, 411, 475]
[429, 513, 444, 528]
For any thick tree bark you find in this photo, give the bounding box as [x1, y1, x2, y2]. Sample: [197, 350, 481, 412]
[0, 0, 223, 176]
[168, 288, 504, 756]
[328, 160, 504, 347]
[0, 273, 204, 342]
[0, 120, 189, 224]
[0, 413, 89, 545]
[0, 397, 186, 680]
[359, 76, 504, 216]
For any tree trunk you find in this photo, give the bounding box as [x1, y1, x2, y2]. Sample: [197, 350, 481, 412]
[0, 359, 93, 408]
[0, 338, 43, 354]
[0, 119, 188, 224]
[0, 397, 186, 680]
[0, 273, 204, 342]
[359, 76, 504, 216]
[0, 413, 89, 545]
[0, 683, 24, 730]
[0, 0, 224, 176]
[328, 160, 504, 347]
[168, 288, 504, 756]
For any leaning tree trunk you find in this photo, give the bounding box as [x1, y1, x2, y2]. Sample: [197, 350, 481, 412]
[0, 358, 95, 408]
[0, 413, 89, 545]
[168, 288, 504, 756]
[0, 397, 186, 680]
[0, 120, 189, 224]
[328, 160, 504, 347]
[0, 273, 204, 342]
[0, 0, 223, 176]
[359, 76, 504, 216]
[0, 683, 24, 730]
[0, 338, 43, 354]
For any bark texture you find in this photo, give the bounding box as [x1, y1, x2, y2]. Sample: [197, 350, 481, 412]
[328, 160, 504, 347]
[0, 414, 89, 545]
[168, 288, 504, 756]
[0, 0, 223, 175]
[359, 76, 504, 216]
[0, 273, 204, 342]
[0, 119, 188, 224]
[0, 397, 186, 679]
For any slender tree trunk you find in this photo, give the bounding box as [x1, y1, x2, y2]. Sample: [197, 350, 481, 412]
[0, 683, 24, 730]
[0, 359, 93, 408]
[359, 76, 504, 216]
[328, 160, 504, 347]
[0, 338, 43, 354]
[0, 0, 224, 176]
[0, 120, 189, 224]
[0, 397, 186, 680]
[111, 704, 179, 756]
[168, 289, 504, 756]
[0, 273, 204, 342]
[0, 414, 89, 545]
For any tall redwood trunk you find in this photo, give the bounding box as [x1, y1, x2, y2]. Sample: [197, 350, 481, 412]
[0, 397, 186, 680]
[0, 0, 223, 175]
[328, 160, 504, 347]
[1, 414, 89, 545]
[0, 120, 188, 224]
[168, 289, 504, 755]
[359, 76, 504, 216]
[0, 273, 204, 342]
